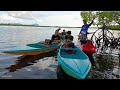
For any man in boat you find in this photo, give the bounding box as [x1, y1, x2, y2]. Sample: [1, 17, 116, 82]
[61, 30, 66, 35]
[42, 28, 61, 45]
[56, 27, 61, 32]
[60, 30, 67, 41]
[64, 31, 74, 48]
[51, 30, 61, 44]
[78, 17, 95, 45]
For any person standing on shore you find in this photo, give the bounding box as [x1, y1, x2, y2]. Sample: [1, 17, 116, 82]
[78, 17, 95, 45]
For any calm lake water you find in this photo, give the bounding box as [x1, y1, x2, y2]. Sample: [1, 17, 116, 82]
[0, 26, 120, 79]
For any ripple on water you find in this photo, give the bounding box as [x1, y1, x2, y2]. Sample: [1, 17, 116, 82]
[0, 56, 58, 79]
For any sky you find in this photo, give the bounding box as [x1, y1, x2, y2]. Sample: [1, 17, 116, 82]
[0, 11, 84, 27]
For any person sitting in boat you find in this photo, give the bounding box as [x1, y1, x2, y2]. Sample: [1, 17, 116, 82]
[56, 27, 61, 32]
[61, 30, 66, 35]
[64, 31, 74, 48]
[60, 30, 67, 40]
[51, 30, 61, 44]
[78, 17, 95, 45]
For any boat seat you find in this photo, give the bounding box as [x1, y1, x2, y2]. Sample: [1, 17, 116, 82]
[64, 50, 76, 54]
[61, 48, 76, 54]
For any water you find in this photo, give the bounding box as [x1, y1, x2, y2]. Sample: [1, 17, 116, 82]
[0, 26, 119, 79]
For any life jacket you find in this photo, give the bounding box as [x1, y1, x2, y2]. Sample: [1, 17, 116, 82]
[82, 40, 96, 54]
[42, 41, 50, 46]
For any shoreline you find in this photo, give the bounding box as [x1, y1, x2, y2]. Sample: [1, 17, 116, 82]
[0, 24, 95, 29]
[0, 24, 120, 30]
[0, 24, 82, 28]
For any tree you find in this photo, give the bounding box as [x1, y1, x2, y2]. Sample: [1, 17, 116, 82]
[112, 11, 120, 25]
[80, 11, 120, 27]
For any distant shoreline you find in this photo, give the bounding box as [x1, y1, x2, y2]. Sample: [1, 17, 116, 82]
[0, 24, 120, 30]
[0, 24, 98, 28]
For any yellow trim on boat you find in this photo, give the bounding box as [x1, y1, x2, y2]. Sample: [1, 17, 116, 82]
[4, 48, 55, 55]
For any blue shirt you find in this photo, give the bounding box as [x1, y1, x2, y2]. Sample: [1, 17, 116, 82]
[80, 22, 93, 36]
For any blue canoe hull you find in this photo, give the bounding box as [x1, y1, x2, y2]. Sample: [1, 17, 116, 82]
[57, 45, 91, 79]
[3, 42, 61, 55]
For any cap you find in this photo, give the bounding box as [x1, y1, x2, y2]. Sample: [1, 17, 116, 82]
[83, 19, 87, 22]
[56, 28, 61, 31]
[67, 31, 71, 34]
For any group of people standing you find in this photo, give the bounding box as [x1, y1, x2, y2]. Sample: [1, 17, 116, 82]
[50, 17, 95, 47]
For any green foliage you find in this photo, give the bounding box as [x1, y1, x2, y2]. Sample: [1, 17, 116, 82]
[109, 25, 120, 30]
[80, 11, 95, 23]
[112, 11, 120, 24]
[80, 11, 120, 27]
[80, 11, 96, 25]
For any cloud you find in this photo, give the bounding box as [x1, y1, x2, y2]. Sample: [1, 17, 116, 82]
[7, 11, 35, 20]
[0, 11, 82, 26]
[6, 11, 46, 24]
[0, 14, 21, 23]
[41, 15, 82, 26]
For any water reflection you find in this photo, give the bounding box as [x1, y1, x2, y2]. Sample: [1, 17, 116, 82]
[2, 46, 120, 79]
[57, 64, 77, 79]
[87, 54, 120, 79]
[6, 49, 58, 72]
[3, 49, 120, 79]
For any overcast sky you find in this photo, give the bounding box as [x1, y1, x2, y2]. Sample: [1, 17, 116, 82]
[0, 11, 84, 27]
